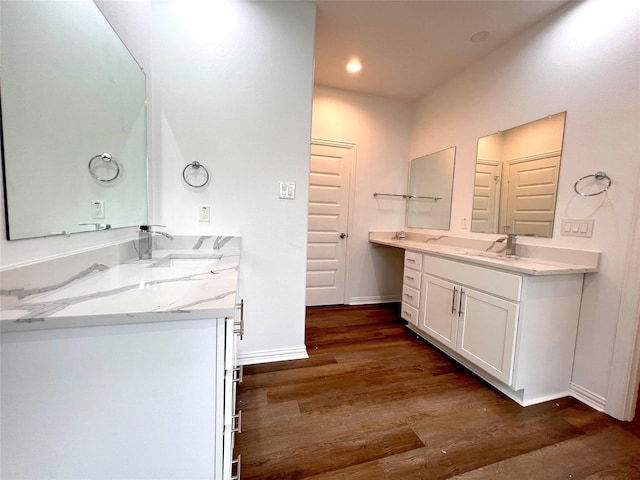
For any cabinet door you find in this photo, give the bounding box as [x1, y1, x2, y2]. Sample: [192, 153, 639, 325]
[420, 274, 459, 350]
[457, 288, 519, 385]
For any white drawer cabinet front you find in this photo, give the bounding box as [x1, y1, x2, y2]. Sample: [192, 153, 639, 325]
[403, 266, 421, 290]
[402, 284, 420, 309]
[457, 288, 519, 385]
[423, 255, 522, 301]
[402, 251, 423, 324]
[401, 302, 419, 326]
[404, 250, 423, 271]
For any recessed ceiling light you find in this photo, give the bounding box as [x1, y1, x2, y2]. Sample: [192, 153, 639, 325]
[470, 31, 490, 43]
[346, 58, 363, 73]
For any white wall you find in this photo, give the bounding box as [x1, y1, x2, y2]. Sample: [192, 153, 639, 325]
[312, 86, 413, 303]
[150, 1, 316, 362]
[0, 1, 151, 269]
[409, 0, 640, 406]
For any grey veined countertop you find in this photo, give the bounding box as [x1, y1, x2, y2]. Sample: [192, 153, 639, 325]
[0, 236, 240, 332]
[369, 231, 600, 276]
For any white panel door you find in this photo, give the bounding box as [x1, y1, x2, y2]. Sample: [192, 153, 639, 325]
[306, 142, 353, 306]
[504, 156, 560, 236]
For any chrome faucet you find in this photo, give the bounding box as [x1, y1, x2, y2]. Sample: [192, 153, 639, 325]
[79, 223, 111, 231]
[505, 234, 517, 256]
[138, 225, 174, 260]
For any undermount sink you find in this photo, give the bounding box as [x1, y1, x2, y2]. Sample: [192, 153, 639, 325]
[148, 253, 223, 268]
[465, 251, 521, 261]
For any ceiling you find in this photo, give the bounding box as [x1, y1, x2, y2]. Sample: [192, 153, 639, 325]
[313, 0, 572, 102]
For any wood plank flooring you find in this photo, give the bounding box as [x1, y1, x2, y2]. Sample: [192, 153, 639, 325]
[235, 304, 640, 479]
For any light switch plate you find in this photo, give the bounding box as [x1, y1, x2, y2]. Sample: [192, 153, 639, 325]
[561, 218, 594, 237]
[279, 182, 296, 200]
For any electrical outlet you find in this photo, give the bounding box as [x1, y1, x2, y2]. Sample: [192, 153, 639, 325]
[92, 200, 105, 219]
[199, 205, 210, 222]
[461, 217, 469, 229]
[561, 218, 594, 237]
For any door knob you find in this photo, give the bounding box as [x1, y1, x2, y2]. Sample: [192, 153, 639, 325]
[339, 233, 348, 239]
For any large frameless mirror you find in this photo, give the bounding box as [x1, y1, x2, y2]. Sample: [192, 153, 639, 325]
[472, 112, 566, 237]
[406, 146, 456, 230]
[0, 0, 147, 240]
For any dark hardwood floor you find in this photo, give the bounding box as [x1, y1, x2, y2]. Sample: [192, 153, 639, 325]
[235, 304, 640, 479]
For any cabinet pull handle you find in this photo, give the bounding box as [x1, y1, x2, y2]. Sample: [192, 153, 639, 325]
[451, 286, 457, 314]
[407, 258, 416, 263]
[234, 299, 244, 340]
[405, 275, 414, 281]
[404, 293, 413, 299]
[231, 410, 242, 434]
[232, 365, 244, 384]
[231, 454, 242, 480]
[403, 310, 412, 318]
[458, 289, 464, 317]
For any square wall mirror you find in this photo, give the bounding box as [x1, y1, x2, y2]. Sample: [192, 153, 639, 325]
[1, 0, 148, 240]
[407, 146, 456, 230]
[472, 112, 566, 237]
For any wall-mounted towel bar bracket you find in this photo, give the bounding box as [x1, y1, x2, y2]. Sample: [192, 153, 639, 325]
[373, 192, 442, 201]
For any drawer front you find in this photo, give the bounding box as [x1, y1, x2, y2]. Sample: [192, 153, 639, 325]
[404, 251, 423, 271]
[403, 266, 421, 290]
[402, 284, 420, 309]
[423, 255, 522, 302]
[401, 302, 419, 326]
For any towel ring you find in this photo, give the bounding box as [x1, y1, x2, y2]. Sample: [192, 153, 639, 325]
[88, 153, 120, 183]
[183, 161, 210, 188]
[574, 171, 612, 196]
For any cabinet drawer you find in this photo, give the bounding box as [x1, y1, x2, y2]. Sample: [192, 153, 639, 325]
[403, 266, 421, 289]
[402, 284, 420, 309]
[404, 251, 423, 271]
[423, 255, 522, 302]
[401, 302, 419, 326]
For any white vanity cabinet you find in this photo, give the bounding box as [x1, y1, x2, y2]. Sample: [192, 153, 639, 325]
[401, 250, 422, 327]
[412, 254, 584, 406]
[2, 314, 243, 480]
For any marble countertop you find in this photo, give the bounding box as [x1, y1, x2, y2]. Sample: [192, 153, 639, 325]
[1, 239, 240, 332]
[369, 232, 599, 276]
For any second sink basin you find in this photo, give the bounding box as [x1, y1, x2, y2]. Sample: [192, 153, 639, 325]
[465, 251, 521, 261]
[149, 252, 223, 268]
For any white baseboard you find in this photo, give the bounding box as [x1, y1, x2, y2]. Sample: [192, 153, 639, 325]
[570, 382, 606, 411]
[237, 346, 309, 366]
[347, 295, 401, 305]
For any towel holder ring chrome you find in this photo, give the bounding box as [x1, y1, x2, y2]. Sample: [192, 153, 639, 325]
[88, 153, 120, 183]
[574, 171, 612, 196]
[183, 161, 210, 188]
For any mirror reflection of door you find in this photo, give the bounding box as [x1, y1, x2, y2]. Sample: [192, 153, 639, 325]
[503, 155, 560, 236]
[471, 111, 566, 238]
[472, 160, 501, 233]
